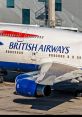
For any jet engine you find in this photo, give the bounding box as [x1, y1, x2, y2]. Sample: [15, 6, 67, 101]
[15, 74, 51, 97]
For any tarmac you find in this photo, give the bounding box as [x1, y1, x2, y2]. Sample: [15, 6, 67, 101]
[0, 82, 82, 115]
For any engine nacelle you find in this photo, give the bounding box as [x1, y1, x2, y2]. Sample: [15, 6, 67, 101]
[15, 74, 51, 97]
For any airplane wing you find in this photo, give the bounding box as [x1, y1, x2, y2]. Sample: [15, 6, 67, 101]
[36, 62, 79, 85]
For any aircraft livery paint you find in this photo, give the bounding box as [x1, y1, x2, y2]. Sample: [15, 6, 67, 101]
[0, 30, 39, 38]
[9, 42, 70, 54]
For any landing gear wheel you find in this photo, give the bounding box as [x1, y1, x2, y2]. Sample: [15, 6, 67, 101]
[76, 93, 82, 97]
[13, 91, 18, 95]
[75, 90, 82, 97]
[0, 76, 4, 83]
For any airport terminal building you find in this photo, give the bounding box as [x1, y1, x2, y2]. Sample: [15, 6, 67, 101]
[0, 0, 82, 30]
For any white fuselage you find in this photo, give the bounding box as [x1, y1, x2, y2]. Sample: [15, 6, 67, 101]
[0, 23, 82, 71]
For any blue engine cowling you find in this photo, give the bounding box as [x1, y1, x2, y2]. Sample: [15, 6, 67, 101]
[15, 74, 51, 97]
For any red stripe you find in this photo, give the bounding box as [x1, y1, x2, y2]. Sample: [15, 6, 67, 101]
[0, 30, 39, 38]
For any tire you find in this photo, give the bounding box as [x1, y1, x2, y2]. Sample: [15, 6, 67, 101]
[13, 91, 18, 95]
[76, 93, 82, 97]
[0, 76, 4, 83]
[75, 90, 82, 97]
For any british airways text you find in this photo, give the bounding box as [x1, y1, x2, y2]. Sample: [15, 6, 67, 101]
[9, 42, 70, 54]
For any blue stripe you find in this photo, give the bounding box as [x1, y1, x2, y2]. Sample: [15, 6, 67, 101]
[0, 61, 39, 72]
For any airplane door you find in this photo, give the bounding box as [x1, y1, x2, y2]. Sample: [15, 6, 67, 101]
[31, 52, 39, 64]
[30, 51, 43, 65]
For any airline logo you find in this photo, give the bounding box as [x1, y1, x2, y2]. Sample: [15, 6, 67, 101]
[0, 30, 70, 54]
[9, 42, 70, 54]
[0, 30, 39, 38]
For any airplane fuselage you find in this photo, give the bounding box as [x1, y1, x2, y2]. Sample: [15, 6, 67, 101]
[0, 23, 82, 72]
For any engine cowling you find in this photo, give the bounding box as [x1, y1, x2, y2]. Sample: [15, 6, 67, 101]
[15, 74, 51, 97]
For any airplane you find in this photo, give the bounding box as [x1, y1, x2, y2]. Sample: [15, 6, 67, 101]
[0, 22, 82, 97]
